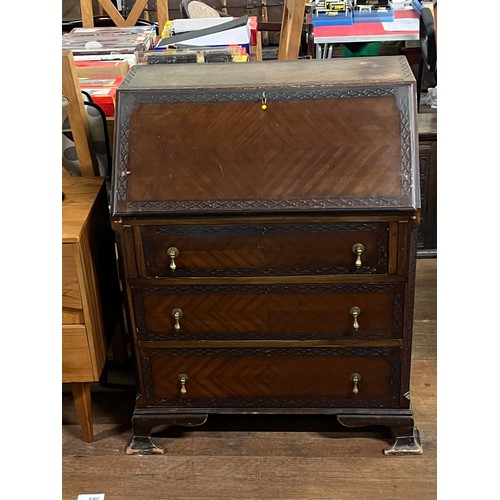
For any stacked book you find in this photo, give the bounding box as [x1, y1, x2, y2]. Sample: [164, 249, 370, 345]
[62, 25, 157, 66]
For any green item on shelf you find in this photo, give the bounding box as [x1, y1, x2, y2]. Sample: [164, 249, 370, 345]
[343, 42, 382, 57]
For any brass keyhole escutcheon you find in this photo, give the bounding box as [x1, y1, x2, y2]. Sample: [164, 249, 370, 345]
[350, 372, 361, 395]
[352, 243, 365, 268]
[178, 373, 188, 395]
[167, 246, 179, 272]
[261, 91, 267, 110]
[172, 308, 183, 331]
[349, 306, 361, 330]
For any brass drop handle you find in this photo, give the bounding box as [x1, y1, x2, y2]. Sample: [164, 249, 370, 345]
[178, 373, 188, 395]
[350, 372, 361, 395]
[349, 306, 361, 330]
[172, 308, 183, 331]
[167, 246, 179, 272]
[352, 243, 365, 268]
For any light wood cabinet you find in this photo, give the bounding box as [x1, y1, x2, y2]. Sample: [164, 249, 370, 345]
[62, 176, 121, 442]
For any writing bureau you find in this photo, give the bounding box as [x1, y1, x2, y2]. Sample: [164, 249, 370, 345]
[110, 56, 422, 455]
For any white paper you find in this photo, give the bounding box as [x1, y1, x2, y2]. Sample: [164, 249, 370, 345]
[382, 18, 419, 31]
[73, 54, 137, 67]
[175, 25, 251, 47]
[172, 18, 235, 34]
[77, 495, 105, 500]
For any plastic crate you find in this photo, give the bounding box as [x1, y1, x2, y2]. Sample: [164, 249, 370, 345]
[312, 10, 353, 26]
[353, 7, 394, 22]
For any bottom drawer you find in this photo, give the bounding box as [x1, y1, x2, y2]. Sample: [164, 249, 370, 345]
[138, 346, 402, 409]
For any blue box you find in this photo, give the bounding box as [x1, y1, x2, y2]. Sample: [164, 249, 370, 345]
[311, 10, 353, 26]
[353, 6, 394, 22]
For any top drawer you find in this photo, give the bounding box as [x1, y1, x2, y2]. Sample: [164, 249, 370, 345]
[135, 220, 389, 277]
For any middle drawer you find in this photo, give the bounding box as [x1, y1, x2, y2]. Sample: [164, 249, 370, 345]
[131, 282, 405, 341]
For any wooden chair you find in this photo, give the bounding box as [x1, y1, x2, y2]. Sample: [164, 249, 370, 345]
[63, 15, 157, 33]
[79, 0, 169, 32]
[62, 49, 129, 365]
[417, 7, 437, 111]
[277, 0, 307, 60]
[62, 50, 99, 177]
[257, 21, 314, 61]
[177, 0, 309, 61]
[255, 0, 312, 62]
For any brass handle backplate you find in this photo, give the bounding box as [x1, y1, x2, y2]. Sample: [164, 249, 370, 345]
[167, 246, 179, 272]
[352, 243, 365, 268]
[172, 308, 183, 331]
[350, 372, 361, 395]
[349, 306, 361, 330]
[178, 373, 188, 395]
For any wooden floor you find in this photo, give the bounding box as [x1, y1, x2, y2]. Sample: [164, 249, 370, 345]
[62, 258, 437, 500]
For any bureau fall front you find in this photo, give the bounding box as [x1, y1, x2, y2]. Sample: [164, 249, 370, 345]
[110, 56, 422, 455]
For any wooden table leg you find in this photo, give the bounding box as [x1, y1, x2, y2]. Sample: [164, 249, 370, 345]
[71, 382, 93, 443]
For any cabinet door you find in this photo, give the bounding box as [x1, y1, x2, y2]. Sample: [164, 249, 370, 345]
[418, 139, 437, 251]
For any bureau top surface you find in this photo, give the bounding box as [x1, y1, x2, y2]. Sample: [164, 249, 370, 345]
[119, 57, 414, 91]
[62, 176, 104, 243]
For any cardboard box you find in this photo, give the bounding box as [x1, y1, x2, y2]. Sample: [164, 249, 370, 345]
[248, 16, 257, 46]
[75, 60, 129, 79]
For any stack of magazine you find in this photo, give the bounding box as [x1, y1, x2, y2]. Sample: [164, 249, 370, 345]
[62, 26, 157, 55]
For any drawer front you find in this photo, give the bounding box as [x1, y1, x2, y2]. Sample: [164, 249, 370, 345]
[138, 221, 389, 277]
[138, 346, 401, 408]
[62, 244, 82, 310]
[132, 283, 404, 341]
[62, 324, 94, 382]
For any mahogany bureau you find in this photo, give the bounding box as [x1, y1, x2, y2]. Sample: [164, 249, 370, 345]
[110, 56, 423, 455]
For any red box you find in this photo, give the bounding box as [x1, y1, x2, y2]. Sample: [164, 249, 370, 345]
[74, 60, 129, 78]
[79, 77, 123, 116]
[248, 16, 257, 46]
